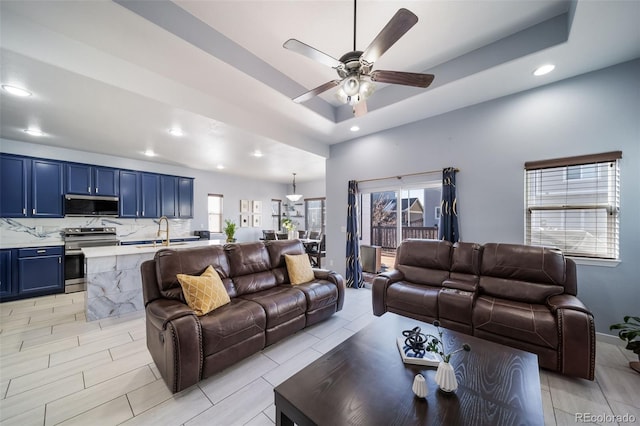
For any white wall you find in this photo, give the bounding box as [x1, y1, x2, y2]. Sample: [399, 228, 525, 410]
[325, 59, 640, 334]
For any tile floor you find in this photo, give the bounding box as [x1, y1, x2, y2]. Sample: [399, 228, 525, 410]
[1, 288, 638, 425]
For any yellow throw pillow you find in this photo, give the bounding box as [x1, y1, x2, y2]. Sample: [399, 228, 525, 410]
[285, 253, 315, 285]
[176, 265, 230, 316]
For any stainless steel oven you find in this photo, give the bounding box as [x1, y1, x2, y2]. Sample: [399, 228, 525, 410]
[63, 227, 118, 293]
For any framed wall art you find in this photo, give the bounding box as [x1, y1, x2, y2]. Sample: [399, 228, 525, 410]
[240, 214, 250, 228]
[252, 200, 262, 214]
[240, 200, 250, 213]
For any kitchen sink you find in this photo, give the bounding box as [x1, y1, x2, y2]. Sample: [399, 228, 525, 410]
[135, 242, 188, 248]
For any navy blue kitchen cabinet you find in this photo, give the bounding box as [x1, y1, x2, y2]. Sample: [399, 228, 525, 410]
[0, 155, 29, 217]
[178, 177, 194, 218]
[32, 159, 64, 217]
[160, 175, 178, 218]
[16, 246, 64, 297]
[66, 163, 119, 196]
[160, 176, 193, 218]
[140, 173, 160, 218]
[0, 249, 15, 299]
[119, 170, 140, 218]
[0, 154, 63, 218]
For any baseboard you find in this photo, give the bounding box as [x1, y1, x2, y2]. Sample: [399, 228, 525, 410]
[596, 331, 625, 346]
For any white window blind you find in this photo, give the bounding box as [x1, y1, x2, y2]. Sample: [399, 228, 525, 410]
[207, 194, 223, 233]
[524, 151, 621, 260]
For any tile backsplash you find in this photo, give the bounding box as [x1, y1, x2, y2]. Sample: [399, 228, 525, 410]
[0, 217, 193, 248]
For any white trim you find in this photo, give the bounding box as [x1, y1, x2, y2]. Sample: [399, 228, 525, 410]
[570, 257, 621, 267]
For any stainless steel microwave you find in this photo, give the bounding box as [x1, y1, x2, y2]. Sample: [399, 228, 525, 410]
[64, 194, 119, 217]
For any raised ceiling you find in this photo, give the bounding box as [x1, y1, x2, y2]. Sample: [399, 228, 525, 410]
[1, 1, 639, 183]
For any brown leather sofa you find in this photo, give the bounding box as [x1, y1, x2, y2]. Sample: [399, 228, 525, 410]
[372, 239, 595, 380]
[141, 239, 345, 392]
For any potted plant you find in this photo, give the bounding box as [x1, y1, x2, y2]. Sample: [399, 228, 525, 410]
[223, 219, 237, 243]
[281, 217, 297, 239]
[610, 315, 640, 373]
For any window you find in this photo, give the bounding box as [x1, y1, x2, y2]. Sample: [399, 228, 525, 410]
[524, 151, 621, 260]
[207, 194, 223, 232]
[305, 198, 326, 234]
[271, 199, 282, 230]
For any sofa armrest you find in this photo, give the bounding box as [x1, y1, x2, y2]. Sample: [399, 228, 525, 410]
[313, 269, 346, 311]
[146, 298, 197, 330]
[372, 269, 405, 316]
[442, 279, 478, 293]
[145, 299, 203, 393]
[547, 294, 595, 380]
[547, 294, 591, 315]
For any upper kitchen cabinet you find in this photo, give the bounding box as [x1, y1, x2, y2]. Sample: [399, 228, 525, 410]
[0, 154, 63, 218]
[178, 177, 193, 218]
[160, 175, 194, 218]
[119, 170, 140, 218]
[119, 171, 161, 218]
[140, 173, 160, 218]
[66, 163, 119, 196]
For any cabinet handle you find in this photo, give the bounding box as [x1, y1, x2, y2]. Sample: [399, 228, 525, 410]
[22, 208, 26, 215]
[95, 187, 99, 193]
[59, 257, 62, 264]
[88, 186, 91, 193]
[32, 209, 36, 215]
[37, 250, 46, 253]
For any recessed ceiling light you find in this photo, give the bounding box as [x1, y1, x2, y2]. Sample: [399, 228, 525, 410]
[533, 64, 555, 76]
[253, 150, 263, 158]
[144, 149, 156, 157]
[2, 84, 32, 97]
[216, 164, 225, 170]
[168, 128, 183, 137]
[350, 125, 360, 132]
[24, 128, 44, 137]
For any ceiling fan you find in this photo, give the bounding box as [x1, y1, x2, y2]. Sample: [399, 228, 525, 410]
[283, 1, 435, 117]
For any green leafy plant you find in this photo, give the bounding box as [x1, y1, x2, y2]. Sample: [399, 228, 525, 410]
[281, 217, 296, 232]
[424, 320, 471, 363]
[610, 316, 640, 357]
[223, 219, 237, 242]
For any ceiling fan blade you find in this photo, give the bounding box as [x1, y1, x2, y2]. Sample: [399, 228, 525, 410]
[370, 70, 434, 88]
[360, 8, 418, 65]
[293, 80, 341, 103]
[283, 39, 343, 69]
[353, 100, 368, 117]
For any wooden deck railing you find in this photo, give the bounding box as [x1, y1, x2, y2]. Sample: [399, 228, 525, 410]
[371, 226, 439, 249]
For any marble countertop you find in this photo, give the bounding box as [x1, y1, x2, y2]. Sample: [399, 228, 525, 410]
[118, 235, 200, 243]
[82, 239, 225, 257]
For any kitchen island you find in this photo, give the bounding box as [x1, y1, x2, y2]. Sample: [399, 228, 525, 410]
[82, 240, 224, 321]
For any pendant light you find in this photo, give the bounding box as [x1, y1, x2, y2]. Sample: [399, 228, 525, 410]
[286, 173, 302, 202]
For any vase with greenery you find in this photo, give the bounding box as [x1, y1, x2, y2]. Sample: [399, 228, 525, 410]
[281, 217, 297, 239]
[424, 320, 471, 392]
[610, 315, 640, 373]
[224, 219, 237, 243]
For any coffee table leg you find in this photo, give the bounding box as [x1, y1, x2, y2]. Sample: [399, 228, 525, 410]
[276, 406, 295, 426]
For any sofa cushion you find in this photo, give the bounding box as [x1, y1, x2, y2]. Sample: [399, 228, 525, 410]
[177, 265, 230, 316]
[285, 254, 314, 285]
[155, 246, 235, 301]
[266, 239, 307, 285]
[294, 280, 339, 312]
[240, 287, 307, 329]
[395, 240, 452, 286]
[386, 281, 439, 319]
[226, 242, 277, 295]
[199, 298, 267, 356]
[473, 295, 558, 349]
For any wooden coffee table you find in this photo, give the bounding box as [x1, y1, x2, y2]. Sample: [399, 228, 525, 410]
[274, 312, 543, 425]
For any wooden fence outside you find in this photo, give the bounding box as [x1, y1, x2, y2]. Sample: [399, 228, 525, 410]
[371, 226, 439, 249]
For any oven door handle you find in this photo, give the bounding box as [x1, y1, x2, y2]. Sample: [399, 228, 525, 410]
[65, 249, 84, 255]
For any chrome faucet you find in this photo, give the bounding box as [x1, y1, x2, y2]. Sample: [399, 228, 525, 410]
[157, 216, 170, 246]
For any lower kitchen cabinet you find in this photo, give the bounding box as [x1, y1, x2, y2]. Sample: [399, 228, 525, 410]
[0, 246, 64, 302]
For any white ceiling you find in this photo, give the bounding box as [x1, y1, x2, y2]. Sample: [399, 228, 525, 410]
[1, 1, 639, 183]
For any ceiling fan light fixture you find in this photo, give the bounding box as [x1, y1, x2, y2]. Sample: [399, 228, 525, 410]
[343, 76, 360, 96]
[286, 173, 303, 202]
